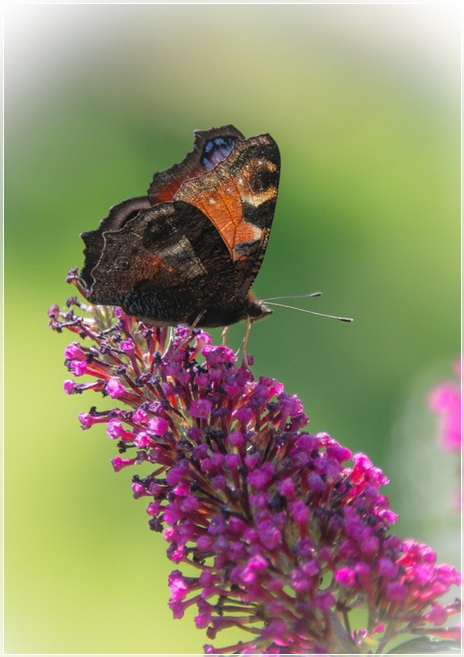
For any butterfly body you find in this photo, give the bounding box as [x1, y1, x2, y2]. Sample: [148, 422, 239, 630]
[81, 126, 280, 328]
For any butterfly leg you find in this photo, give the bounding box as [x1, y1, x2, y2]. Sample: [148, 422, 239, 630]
[221, 326, 230, 345]
[162, 327, 175, 358]
[191, 311, 206, 331]
[165, 312, 206, 359]
[236, 316, 253, 367]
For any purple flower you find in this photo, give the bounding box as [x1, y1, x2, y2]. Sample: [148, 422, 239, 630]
[49, 271, 461, 655]
[189, 398, 212, 419]
[64, 342, 86, 360]
[147, 416, 169, 436]
[63, 380, 75, 394]
[105, 377, 126, 399]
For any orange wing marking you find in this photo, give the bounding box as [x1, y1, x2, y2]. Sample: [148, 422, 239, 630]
[175, 160, 269, 260]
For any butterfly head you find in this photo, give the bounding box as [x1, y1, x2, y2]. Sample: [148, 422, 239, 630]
[244, 293, 273, 323]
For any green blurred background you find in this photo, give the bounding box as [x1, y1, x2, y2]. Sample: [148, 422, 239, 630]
[5, 4, 460, 654]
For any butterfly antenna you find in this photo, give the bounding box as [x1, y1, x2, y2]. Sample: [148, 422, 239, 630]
[263, 292, 322, 301]
[265, 301, 353, 323]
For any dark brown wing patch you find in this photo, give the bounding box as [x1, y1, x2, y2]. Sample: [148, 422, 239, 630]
[81, 196, 151, 288]
[87, 201, 237, 326]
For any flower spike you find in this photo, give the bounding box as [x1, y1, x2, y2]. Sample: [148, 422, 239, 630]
[49, 270, 461, 654]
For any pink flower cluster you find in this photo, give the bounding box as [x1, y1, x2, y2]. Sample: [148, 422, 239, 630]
[428, 358, 461, 513]
[49, 270, 461, 654]
[428, 359, 461, 453]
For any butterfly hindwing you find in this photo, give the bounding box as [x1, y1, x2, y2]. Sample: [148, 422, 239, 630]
[81, 196, 151, 288]
[87, 201, 237, 327]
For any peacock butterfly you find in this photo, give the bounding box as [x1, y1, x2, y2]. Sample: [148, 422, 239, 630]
[80, 125, 280, 328]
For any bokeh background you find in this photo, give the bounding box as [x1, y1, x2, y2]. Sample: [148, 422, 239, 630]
[5, 4, 460, 654]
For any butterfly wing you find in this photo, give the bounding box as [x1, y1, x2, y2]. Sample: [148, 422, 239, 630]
[148, 125, 245, 204]
[173, 133, 280, 300]
[81, 196, 151, 289]
[86, 200, 236, 327]
[82, 125, 245, 290]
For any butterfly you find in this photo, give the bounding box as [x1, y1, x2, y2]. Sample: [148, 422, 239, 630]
[80, 125, 280, 328]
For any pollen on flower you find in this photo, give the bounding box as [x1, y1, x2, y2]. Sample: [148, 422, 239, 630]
[49, 270, 462, 655]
